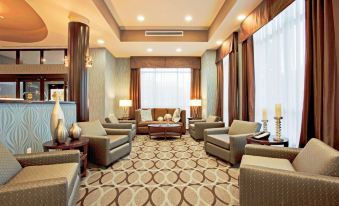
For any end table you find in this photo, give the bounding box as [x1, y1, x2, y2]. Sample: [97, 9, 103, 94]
[43, 137, 89, 177]
[246, 135, 289, 147]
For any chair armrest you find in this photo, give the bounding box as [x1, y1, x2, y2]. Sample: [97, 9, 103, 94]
[15, 150, 80, 167]
[204, 127, 229, 135]
[105, 128, 131, 136]
[189, 119, 206, 124]
[119, 120, 136, 124]
[102, 123, 133, 129]
[245, 144, 302, 162]
[239, 165, 339, 206]
[228, 134, 252, 164]
[0, 178, 68, 205]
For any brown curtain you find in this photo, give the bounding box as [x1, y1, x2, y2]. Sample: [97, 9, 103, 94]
[300, 0, 339, 149]
[228, 33, 239, 125]
[215, 61, 223, 119]
[129, 68, 140, 119]
[241, 36, 255, 121]
[190, 68, 201, 118]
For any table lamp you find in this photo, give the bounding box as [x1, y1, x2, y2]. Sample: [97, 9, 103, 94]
[119, 99, 132, 119]
[190, 99, 202, 119]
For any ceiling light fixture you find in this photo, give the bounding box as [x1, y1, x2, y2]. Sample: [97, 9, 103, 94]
[176, 48, 182, 52]
[137, 15, 145, 22]
[216, 40, 223, 45]
[185, 15, 192, 22]
[97, 39, 105, 45]
[147, 48, 153, 52]
[237, 15, 246, 21]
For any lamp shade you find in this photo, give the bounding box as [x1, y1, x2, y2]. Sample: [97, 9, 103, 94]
[190, 99, 202, 107]
[119, 99, 132, 107]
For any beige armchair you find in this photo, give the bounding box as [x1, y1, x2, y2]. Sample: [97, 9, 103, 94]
[104, 115, 136, 139]
[240, 139, 339, 206]
[189, 116, 225, 140]
[0, 144, 80, 206]
[204, 120, 261, 164]
[78, 120, 132, 166]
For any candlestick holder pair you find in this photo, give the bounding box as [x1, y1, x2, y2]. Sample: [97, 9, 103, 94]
[261, 119, 268, 132]
[274, 117, 283, 141]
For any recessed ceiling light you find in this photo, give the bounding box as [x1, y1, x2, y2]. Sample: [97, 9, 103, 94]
[176, 48, 182, 52]
[147, 48, 153, 52]
[216, 40, 223, 45]
[237, 15, 246, 21]
[0, 16, 4, 20]
[185, 15, 192, 22]
[137, 15, 145, 22]
[97, 39, 105, 45]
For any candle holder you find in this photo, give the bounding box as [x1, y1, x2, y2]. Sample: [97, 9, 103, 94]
[261, 120, 268, 132]
[274, 117, 283, 141]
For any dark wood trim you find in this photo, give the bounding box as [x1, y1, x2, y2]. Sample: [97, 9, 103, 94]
[40, 50, 44, 64]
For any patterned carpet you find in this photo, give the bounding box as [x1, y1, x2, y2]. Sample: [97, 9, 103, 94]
[77, 135, 239, 206]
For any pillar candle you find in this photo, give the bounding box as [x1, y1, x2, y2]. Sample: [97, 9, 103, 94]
[275, 104, 282, 117]
[262, 109, 267, 120]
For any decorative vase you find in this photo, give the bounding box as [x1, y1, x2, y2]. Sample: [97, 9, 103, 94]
[55, 119, 68, 144]
[50, 97, 65, 141]
[69, 123, 81, 140]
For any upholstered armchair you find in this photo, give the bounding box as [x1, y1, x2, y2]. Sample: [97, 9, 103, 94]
[0, 144, 80, 206]
[78, 120, 132, 166]
[103, 114, 136, 139]
[189, 116, 225, 140]
[239, 139, 339, 206]
[204, 120, 261, 164]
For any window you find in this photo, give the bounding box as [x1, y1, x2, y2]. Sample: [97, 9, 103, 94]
[0, 82, 16, 98]
[253, 0, 305, 147]
[43, 50, 65, 64]
[0, 51, 16, 64]
[20, 51, 40, 64]
[140, 68, 191, 118]
[223, 55, 229, 126]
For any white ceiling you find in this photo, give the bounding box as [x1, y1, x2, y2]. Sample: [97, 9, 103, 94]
[0, 0, 262, 57]
[107, 0, 224, 29]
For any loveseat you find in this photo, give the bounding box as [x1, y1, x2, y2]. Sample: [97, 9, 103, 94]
[135, 108, 186, 134]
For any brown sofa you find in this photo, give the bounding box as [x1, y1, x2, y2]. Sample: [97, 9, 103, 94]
[135, 108, 186, 134]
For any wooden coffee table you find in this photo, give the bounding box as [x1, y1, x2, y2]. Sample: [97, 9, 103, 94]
[247, 135, 289, 147]
[43, 137, 89, 177]
[148, 124, 183, 139]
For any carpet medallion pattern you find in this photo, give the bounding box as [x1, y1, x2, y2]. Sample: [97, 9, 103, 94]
[77, 135, 239, 206]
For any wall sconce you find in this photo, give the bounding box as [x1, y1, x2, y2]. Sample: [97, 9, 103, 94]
[64, 55, 93, 68]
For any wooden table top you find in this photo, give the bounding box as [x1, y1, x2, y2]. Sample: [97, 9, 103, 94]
[43, 137, 89, 149]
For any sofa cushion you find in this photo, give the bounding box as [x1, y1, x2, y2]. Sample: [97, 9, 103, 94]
[154, 108, 168, 120]
[108, 135, 129, 150]
[8, 163, 78, 197]
[228, 120, 260, 135]
[78, 120, 107, 136]
[292, 138, 339, 177]
[0, 144, 22, 185]
[172, 108, 181, 123]
[138, 121, 181, 127]
[206, 115, 218, 123]
[206, 134, 230, 150]
[241, 155, 295, 172]
[140, 109, 153, 121]
[189, 124, 195, 128]
[106, 114, 119, 124]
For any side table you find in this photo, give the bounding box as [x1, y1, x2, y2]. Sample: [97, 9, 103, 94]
[43, 137, 89, 177]
[246, 135, 289, 147]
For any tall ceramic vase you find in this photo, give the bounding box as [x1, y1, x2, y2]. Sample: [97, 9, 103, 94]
[69, 123, 81, 140]
[50, 97, 65, 141]
[55, 119, 68, 144]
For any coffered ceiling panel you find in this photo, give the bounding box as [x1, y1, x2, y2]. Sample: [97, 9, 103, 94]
[106, 0, 225, 29]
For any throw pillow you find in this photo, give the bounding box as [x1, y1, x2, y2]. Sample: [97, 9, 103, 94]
[0, 144, 22, 184]
[107, 114, 119, 124]
[172, 108, 181, 123]
[77, 120, 107, 136]
[157, 116, 164, 121]
[140, 109, 153, 121]
[206, 115, 218, 123]
[164, 113, 172, 121]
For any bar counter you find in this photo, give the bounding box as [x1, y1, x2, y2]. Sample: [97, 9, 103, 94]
[0, 100, 76, 154]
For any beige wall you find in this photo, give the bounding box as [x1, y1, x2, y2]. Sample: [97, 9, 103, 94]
[201, 50, 217, 119]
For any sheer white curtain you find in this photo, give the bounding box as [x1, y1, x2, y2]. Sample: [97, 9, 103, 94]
[223, 55, 229, 126]
[140, 68, 191, 118]
[253, 0, 305, 147]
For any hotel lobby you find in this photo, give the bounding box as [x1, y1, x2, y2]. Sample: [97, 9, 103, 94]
[0, 0, 338, 205]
